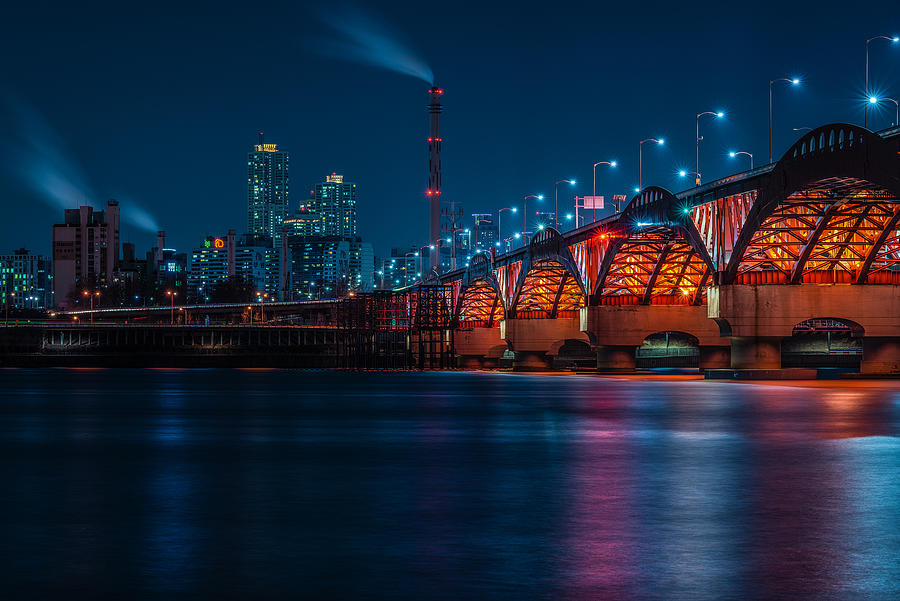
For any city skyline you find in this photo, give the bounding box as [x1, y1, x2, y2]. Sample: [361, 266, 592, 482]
[2, 1, 899, 260]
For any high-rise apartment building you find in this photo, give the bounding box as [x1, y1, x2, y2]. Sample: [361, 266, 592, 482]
[312, 173, 357, 237]
[472, 214, 498, 252]
[52, 201, 120, 308]
[248, 133, 289, 244]
[283, 202, 320, 239]
[0, 249, 52, 309]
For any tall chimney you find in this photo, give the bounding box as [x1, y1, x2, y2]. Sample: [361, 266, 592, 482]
[156, 230, 165, 266]
[427, 87, 443, 270]
[258, 131, 264, 146]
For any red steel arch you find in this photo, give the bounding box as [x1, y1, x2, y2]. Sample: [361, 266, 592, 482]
[454, 253, 505, 327]
[724, 124, 900, 284]
[509, 228, 587, 318]
[592, 187, 714, 305]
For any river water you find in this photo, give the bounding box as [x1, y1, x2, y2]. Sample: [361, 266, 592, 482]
[1, 369, 899, 600]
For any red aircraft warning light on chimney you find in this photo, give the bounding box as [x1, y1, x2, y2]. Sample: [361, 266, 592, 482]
[427, 86, 443, 270]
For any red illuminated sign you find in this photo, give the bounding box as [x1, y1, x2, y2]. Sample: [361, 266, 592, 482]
[213, 238, 225, 248]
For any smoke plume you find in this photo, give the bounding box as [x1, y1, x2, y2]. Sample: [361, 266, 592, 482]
[308, 4, 434, 85]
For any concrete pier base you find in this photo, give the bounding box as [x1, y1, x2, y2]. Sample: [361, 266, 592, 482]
[861, 337, 900, 374]
[699, 345, 731, 370]
[730, 336, 782, 369]
[596, 345, 637, 372]
[512, 351, 554, 371]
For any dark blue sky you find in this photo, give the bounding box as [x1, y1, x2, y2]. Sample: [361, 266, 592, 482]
[1, 0, 899, 257]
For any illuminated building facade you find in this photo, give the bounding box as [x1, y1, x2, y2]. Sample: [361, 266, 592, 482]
[312, 174, 357, 238]
[51, 201, 120, 308]
[472, 214, 498, 252]
[187, 231, 272, 299]
[289, 237, 349, 298]
[283, 202, 320, 238]
[248, 133, 290, 244]
[0, 249, 51, 309]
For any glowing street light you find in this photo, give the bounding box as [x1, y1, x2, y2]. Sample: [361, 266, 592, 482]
[554, 179, 576, 228]
[522, 194, 543, 246]
[638, 138, 664, 192]
[498, 206, 517, 251]
[592, 160, 617, 222]
[869, 96, 900, 127]
[865, 35, 899, 128]
[166, 290, 177, 325]
[696, 110, 724, 185]
[729, 150, 754, 169]
[769, 77, 801, 164]
[82, 289, 100, 324]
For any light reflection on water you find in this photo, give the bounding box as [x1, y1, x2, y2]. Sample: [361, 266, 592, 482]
[0, 370, 899, 599]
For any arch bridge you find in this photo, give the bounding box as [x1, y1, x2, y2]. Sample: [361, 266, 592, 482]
[439, 123, 900, 373]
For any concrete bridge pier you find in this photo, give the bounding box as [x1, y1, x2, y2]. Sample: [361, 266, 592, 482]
[596, 345, 637, 372]
[453, 327, 507, 369]
[500, 317, 590, 371]
[728, 336, 782, 369]
[699, 345, 731, 370]
[861, 338, 900, 374]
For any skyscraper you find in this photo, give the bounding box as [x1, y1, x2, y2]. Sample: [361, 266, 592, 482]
[247, 133, 289, 244]
[312, 173, 357, 237]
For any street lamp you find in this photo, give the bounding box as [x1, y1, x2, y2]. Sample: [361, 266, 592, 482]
[729, 150, 754, 169]
[82, 289, 100, 324]
[592, 160, 617, 222]
[522, 194, 543, 245]
[769, 77, 800, 163]
[554, 180, 575, 229]
[696, 110, 724, 185]
[498, 206, 517, 249]
[869, 96, 900, 127]
[865, 35, 899, 128]
[166, 290, 177, 325]
[638, 138, 664, 192]
[678, 170, 700, 187]
[256, 292, 269, 323]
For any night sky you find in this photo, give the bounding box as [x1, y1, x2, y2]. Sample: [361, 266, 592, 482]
[1, 0, 899, 258]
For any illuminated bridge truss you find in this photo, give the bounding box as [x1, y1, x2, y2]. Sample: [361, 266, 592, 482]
[732, 189, 900, 284]
[438, 124, 900, 306]
[456, 279, 504, 327]
[511, 259, 585, 318]
[596, 232, 710, 305]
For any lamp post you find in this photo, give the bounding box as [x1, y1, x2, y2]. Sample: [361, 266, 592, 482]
[678, 170, 700, 187]
[432, 238, 451, 273]
[865, 35, 899, 128]
[869, 96, 900, 127]
[498, 207, 517, 249]
[256, 292, 268, 323]
[696, 111, 724, 185]
[522, 194, 543, 245]
[638, 138, 664, 192]
[592, 160, 617, 223]
[728, 150, 754, 170]
[82, 289, 100, 324]
[166, 290, 176, 325]
[769, 77, 800, 164]
[554, 180, 575, 229]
